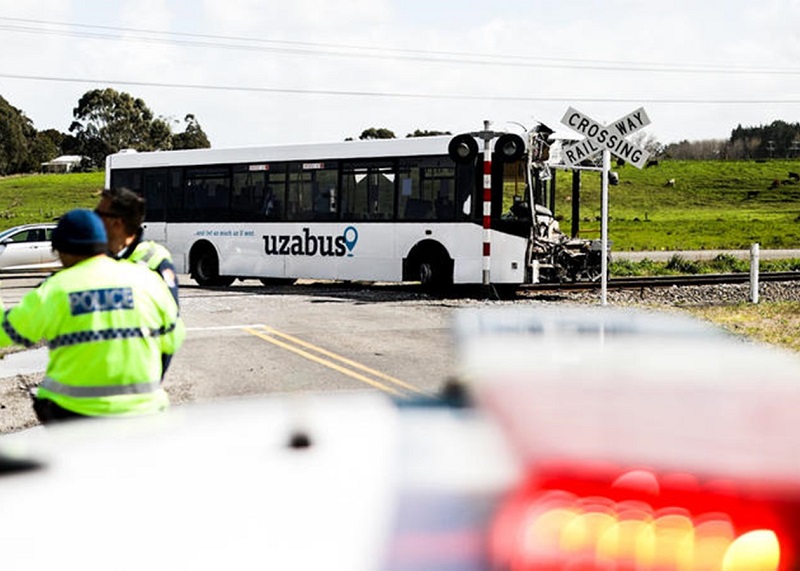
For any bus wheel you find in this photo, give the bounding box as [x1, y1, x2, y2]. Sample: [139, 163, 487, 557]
[191, 245, 234, 287]
[417, 253, 452, 293]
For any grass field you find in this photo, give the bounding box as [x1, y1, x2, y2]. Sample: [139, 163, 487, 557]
[554, 158, 800, 250]
[0, 172, 102, 226]
[683, 302, 800, 353]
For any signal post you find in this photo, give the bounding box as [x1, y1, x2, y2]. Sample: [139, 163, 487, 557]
[448, 123, 525, 297]
[560, 107, 652, 305]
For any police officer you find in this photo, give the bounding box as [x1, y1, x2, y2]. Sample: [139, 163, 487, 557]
[0, 209, 185, 424]
[95, 187, 179, 305]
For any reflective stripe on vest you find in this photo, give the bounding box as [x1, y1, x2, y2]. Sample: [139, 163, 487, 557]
[48, 322, 178, 349]
[2, 310, 35, 347]
[41, 377, 161, 398]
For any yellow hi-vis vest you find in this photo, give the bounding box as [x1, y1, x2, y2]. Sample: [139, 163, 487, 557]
[129, 240, 172, 272]
[0, 255, 185, 417]
[127, 240, 179, 306]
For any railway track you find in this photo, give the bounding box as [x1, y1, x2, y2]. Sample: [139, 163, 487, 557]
[520, 271, 800, 292]
[5, 269, 800, 302]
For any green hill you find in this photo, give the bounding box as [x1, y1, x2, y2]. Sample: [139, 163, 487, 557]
[0, 172, 103, 226]
[556, 159, 800, 250]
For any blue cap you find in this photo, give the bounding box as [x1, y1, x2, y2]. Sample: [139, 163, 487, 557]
[52, 209, 108, 256]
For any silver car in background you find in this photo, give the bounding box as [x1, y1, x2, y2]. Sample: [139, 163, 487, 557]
[0, 223, 59, 272]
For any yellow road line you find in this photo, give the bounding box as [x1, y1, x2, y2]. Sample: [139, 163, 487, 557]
[255, 325, 427, 396]
[244, 327, 408, 396]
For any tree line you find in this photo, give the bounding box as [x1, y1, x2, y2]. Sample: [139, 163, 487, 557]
[0, 87, 454, 177]
[351, 127, 451, 140]
[0, 88, 210, 176]
[3, 85, 798, 176]
[364, 123, 800, 163]
[663, 120, 800, 161]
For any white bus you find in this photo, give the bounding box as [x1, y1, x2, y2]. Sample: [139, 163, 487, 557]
[105, 132, 599, 289]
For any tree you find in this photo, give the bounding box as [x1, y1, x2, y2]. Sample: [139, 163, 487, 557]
[359, 127, 395, 140]
[69, 88, 211, 168]
[630, 132, 664, 157]
[70, 88, 157, 166]
[28, 130, 61, 168]
[663, 139, 729, 160]
[171, 114, 211, 150]
[0, 95, 37, 175]
[730, 120, 800, 159]
[406, 129, 451, 138]
[37, 129, 66, 152]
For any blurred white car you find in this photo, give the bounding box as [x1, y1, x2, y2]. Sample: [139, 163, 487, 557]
[0, 223, 59, 271]
[1, 307, 800, 570]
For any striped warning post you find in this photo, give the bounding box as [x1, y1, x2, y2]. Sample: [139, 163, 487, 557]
[482, 134, 493, 286]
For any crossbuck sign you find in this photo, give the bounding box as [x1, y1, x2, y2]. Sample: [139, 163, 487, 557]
[560, 107, 651, 169]
[558, 105, 652, 305]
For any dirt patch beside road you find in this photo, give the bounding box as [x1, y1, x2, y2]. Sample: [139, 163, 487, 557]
[0, 373, 41, 433]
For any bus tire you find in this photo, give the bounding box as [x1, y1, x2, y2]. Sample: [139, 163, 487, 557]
[404, 241, 454, 293]
[417, 252, 453, 293]
[191, 243, 235, 287]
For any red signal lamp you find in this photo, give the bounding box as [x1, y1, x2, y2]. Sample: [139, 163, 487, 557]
[489, 461, 795, 570]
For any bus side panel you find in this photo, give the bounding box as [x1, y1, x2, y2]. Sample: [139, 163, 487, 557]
[156, 223, 283, 278]
[141, 222, 185, 272]
[395, 224, 528, 285]
[157, 221, 527, 285]
[280, 223, 399, 282]
[166, 223, 399, 282]
[488, 231, 528, 284]
[227, 228, 286, 278]
[395, 223, 480, 285]
[142, 221, 168, 249]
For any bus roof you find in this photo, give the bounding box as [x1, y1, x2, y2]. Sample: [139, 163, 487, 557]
[106, 135, 465, 169]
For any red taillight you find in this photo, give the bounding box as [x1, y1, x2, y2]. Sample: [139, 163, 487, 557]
[489, 462, 796, 570]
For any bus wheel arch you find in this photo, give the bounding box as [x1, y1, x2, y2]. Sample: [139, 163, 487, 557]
[189, 240, 235, 287]
[403, 240, 454, 292]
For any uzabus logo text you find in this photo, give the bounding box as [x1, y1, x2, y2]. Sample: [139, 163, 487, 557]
[262, 227, 359, 257]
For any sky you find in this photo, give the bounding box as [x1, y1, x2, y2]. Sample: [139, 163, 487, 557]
[1, 0, 800, 149]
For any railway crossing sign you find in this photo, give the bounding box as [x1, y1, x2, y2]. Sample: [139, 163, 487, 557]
[560, 107, 651, 169]
[558, 105, 652, 306]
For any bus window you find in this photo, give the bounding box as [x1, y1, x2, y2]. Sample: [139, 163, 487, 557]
[143, 169, 168, 222]
[399, 160, 455, 221]
[264, 171, 286, 220]
[314, 168, 338, 220]
[287, 162, 338, 221]
[434, 178, 455, 220]
[456, 162, 478, 221]
[490, 158, 528, 222]
[341, 162, 396, 221]
[185, 167, 231, 222]
[167, 168, 183, 221]
[110, 169, 142, 194]
[504, 160, 527, 210]
[232, 166, 265, 222]
[287, 167, 307, 221]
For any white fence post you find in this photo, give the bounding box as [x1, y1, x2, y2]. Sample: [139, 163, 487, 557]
[750, 243, 760, 304]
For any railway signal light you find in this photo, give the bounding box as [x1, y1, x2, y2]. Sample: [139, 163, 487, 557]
[495, 133, 526, 163]
[447, 134, 479, 164]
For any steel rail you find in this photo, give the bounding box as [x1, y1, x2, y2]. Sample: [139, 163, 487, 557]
[520, 271, 800, 292]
